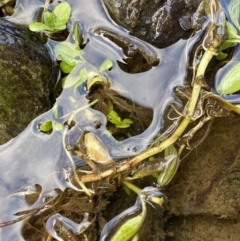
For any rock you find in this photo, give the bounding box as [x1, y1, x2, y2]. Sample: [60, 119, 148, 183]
[164, 115, 240, 240]
[93, 26, 159, 73]
[0, 18, 55, 144]
[103, 0, 204, 48]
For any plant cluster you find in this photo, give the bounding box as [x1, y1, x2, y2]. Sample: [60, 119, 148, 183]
[2, 1, 240, 240]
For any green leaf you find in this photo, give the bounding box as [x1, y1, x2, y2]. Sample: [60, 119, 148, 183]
[60, 61, 76, 73]
[62, 73, 78, 89]
[219, 40, 237, 51]
[54, 41, 82, 74]
[116, 118, 133, 128]
[116, 123, 131, 128]
[50, 24, 66, 31]
[99, 58, 113, 72]
[216, 52, 228, 60]
[107, 110, 133, 128]
[53, 121, 63, 131]
[73, 22, 81, 46]
[54, 42, 81, 63]
[226, 21, 239, 39]
[52, 105, 59, 119]
[228, 0, 240, 31]
[121, 118, 133, 125]
[157, 145, 179, 188]
[62, 67, 88, 89]
[29, 22, 53, 31]
[217, 62, 240, 94]
[219, 22, 239, 51]
[152, 173, 159, 179]
[39, 120, 52, 132]
[122, 183, 132, 196]
[74, 68, 88, 89]
[53, 2, 71, 25]
[107, 193, 147, 241]
[43, 11, 56, 27]
[107, 110, 121, 125]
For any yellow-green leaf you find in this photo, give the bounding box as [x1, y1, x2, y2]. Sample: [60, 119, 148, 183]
[218, 62, 240, 94]
[39, 120, 52, 132]
[53, 2, 71, 25]
[228, 0, 240, 31]
[29, 22, 52, 32]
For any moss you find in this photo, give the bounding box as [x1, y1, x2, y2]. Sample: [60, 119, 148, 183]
[0, 19, 53, 144]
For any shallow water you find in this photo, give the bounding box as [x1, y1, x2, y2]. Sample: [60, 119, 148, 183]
[0, 0, 238, 240]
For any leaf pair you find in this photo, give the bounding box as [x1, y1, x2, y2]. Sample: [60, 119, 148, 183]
[54, 41, 83, 74]
[107, 110, 133, 129]
[29, 2, 71, 33]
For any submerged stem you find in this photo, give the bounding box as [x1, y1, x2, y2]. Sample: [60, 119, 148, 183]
[81, 49, 215, 183]
[127, 51, 214, 167]
[80, 51, 214, 183]
[122, 181, 165, 207]
[62, 100, 99, 196]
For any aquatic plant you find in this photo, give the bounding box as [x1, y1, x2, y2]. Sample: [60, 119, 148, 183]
[29, 2, 71, 33]
[1, 0, 240, 240]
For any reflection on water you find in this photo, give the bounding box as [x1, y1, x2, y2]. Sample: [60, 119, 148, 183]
[0, 0, 231, 240]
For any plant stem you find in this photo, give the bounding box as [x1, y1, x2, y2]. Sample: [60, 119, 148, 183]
[80, 51, 214, 183]
[126, 50, 214, 167]
[122, 181, 165, 207]
[122, 181, 141, 194]
[62, 100, 99, 196]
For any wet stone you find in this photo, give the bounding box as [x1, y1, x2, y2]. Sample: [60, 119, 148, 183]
[0, 18, 54, 144]
[103, 0, 204, 48]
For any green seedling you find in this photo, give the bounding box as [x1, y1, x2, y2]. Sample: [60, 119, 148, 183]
[107, 110, 133, 129]
[54, 40, 83, 74]
[29, 2, 71, 33]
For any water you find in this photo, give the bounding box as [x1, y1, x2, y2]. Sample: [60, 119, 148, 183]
[0, 0, 235, 240]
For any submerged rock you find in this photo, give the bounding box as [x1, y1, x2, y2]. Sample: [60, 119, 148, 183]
[93, 26, 159, 73]
[0, 18, 55, 144]
[103, 0, 204, 48]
